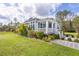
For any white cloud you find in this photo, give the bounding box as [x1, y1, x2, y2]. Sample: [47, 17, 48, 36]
[75, 12, 79, 16]
[20, 3, 60, 18]
[0, 3, 62, 24]
[19, 3, 36, 18]
[0, 3, 7, 8]
[0, 7, 23, 20]
[0, 4, 23, 24]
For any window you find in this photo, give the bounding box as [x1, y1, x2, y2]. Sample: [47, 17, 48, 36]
[48, 22, 52, 28]
[32, 24, 35, 30]
[43, 23, 46, 28]
[57, 25, 59, 29]
[31, 22, 32, 24]
[38, 22, 41, 28]
[30, 22, 35, 30]
[40, 23, 42, 28]
[38, 22, 46, 28]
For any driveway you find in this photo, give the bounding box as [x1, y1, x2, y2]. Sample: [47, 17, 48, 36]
[51, 40, 79, 50]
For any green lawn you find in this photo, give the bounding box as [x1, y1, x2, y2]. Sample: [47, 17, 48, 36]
[0, 32, 79, 56]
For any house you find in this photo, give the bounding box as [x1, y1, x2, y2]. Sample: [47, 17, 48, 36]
[25, 17, 61, 35]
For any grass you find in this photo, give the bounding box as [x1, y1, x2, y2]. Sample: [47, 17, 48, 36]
[0, 32, 79, 56]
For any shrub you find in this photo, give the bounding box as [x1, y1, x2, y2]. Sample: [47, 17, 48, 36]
[49, 34, 59, 39]
[28, 30, 36, 38]
[77, 34, 79, 38]
[74, 39, 79, 43]
[65, 34, 69, 37]
[68, 38, 72, 41]
[35, 32, 44, 39]
[16, 24, 28, 36]
[43, 37, 51, 42]
[67, 30, 75, 32]
[65, 34, 74, 38]
[48, 35, 55, 40]
[54, 34, 59, 39]
[43, 35, 55, 42]
[61, 38, 64, 40]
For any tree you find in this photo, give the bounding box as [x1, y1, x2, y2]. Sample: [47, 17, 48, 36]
[56, 10, 71, 31]
[72, 16, 79, 34]
[8, 17, 20, 32]
[0, 23, 3, 31]
[68, 20, 75, 32]
[62, 21, 75, 32]
[13, 17, 19, 28]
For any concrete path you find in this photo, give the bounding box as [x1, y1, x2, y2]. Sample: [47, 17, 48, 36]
[51, 40, 79, 50]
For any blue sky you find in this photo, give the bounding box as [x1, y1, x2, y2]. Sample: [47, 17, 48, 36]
[56, 3, 79, 13]
[0, 3, 79, 24]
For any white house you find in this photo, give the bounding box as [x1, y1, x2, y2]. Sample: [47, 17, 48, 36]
[25, 17, 61, 35]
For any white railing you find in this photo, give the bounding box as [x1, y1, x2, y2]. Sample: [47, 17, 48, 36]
[38, 28, 54, 34]
[38, 28, 46, 33]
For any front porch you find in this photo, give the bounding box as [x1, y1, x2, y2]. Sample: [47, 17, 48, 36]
[33, 20, 57, 34]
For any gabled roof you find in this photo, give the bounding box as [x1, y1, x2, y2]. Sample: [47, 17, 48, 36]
[25, 17, 54, 23]
[28, 17, 40, 21]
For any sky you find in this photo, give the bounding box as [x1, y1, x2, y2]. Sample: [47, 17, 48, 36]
[0, 3, 79, 24]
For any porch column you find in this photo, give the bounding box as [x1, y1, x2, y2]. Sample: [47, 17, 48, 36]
[46, 21, 48, 34]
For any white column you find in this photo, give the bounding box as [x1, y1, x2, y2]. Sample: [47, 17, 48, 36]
[46, 21, 48, 34]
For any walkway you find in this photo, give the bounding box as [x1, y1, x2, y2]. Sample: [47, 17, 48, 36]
[51, 40, 79, 50]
